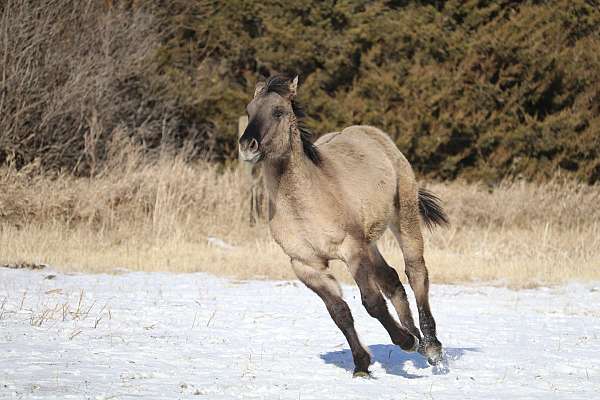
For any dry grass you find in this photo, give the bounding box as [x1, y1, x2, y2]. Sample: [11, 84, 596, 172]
[1, 147, 599, 287]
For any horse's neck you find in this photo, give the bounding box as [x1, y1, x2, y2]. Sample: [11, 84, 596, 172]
[263, 150, 317, 206]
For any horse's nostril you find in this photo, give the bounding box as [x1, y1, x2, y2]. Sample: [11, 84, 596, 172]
[249, 138, 259, 152]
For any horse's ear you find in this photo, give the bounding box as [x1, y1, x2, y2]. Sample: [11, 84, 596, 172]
[254, 80, 266, 98]
[289, 76, 299, 99]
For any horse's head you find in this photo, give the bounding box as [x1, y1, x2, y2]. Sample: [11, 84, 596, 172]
[239, 75, 299, 163]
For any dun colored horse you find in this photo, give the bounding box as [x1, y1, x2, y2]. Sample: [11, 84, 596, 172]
[239, 75, 448, 376]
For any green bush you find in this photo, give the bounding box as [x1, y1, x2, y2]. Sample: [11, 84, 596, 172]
[151, 0, 600, 182]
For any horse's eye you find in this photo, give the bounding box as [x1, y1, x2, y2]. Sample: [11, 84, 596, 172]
[273, 108, 284, 118]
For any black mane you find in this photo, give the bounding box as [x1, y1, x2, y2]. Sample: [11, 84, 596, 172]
[262, 75, 322, 165]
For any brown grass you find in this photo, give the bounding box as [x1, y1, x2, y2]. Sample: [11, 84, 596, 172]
[1, 145, 599, 287]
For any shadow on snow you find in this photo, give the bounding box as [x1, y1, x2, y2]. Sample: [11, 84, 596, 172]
[320, 344, 480, 379]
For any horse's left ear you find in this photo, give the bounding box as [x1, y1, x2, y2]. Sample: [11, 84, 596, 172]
[254, 80, 266, 98]
[289, 76, 299, 99]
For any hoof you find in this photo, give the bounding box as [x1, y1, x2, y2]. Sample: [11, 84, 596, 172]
[353, 370, 371, 378]
[399, 334, 420, 352]
[426, 351, 443, 366]
[419, 340, 443, 365]
[408, 335, 420, 352]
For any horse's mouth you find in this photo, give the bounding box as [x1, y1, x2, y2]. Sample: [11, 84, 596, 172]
[240, 150, 263, 164]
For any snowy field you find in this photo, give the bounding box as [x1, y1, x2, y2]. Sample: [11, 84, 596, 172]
[0, 268, 599, 400]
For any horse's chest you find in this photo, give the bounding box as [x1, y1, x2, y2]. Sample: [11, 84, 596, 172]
[268, 200, 344, 261]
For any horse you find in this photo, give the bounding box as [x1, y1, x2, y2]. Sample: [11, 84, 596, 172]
[238, 75, 448, 376]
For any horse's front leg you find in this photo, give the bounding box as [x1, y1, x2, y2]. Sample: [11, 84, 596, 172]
[291, 259, 371, 376]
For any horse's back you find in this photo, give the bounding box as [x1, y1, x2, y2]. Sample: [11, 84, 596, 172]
[316, 125, 414, 180]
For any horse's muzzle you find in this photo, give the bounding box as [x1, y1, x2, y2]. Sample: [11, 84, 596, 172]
[239, 138, 262, 163]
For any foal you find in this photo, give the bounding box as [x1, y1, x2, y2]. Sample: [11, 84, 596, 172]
[239, 75, 448, 376]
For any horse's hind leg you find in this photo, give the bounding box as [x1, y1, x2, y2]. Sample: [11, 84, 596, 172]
[291, 259, 371, 376]
[346, 250, 419, 353]
[392, 194, 443, 364]
[368, 244, 420, 340]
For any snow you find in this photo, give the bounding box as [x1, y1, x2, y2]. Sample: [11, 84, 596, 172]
[0, 268, 599, 400]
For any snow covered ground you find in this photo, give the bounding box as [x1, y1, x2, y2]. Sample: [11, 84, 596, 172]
[0, 268, 599, 400]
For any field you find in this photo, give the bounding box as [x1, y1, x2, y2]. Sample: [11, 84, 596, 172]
[2, 1, 599, 398]
[1, 267, 599, 399]
[2, 150, 599, 398]
[1, 152, 599, 287]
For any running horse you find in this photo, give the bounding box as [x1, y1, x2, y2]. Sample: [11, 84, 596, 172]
[239, 75, 448, 376]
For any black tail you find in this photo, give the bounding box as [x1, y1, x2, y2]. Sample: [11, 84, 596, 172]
[418, 188, 449, 230]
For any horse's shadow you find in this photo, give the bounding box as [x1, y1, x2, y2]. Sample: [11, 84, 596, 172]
[320, 344, 480, 379]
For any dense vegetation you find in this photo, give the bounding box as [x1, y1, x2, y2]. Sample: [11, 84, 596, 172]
[1, 0, 599, 182]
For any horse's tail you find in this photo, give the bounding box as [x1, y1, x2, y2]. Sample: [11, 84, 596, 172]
[418, 188, 449, 230]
